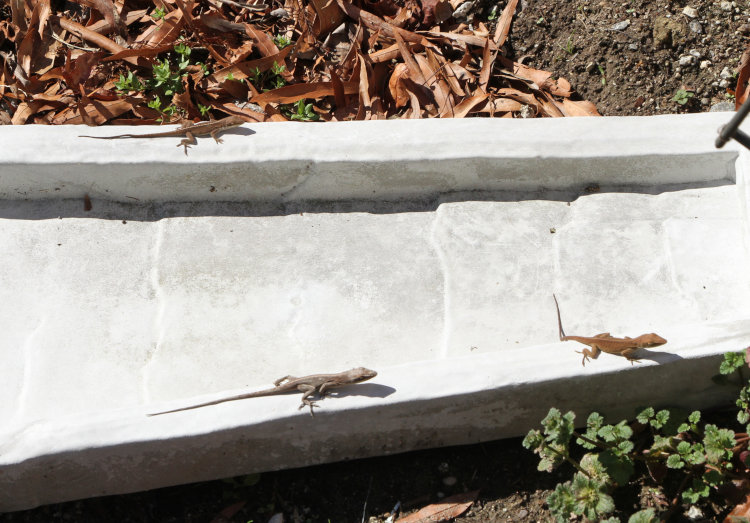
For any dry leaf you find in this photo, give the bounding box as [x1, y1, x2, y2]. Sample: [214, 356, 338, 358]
[561, 98, 601, 116]
[389, 62, 410, 107]
[736, 43, 750, 109]
[252, 80, 358, 104]
[396, 490, 479, 522]
[492, 0, 517, 47]
[725, 491, 750, 523]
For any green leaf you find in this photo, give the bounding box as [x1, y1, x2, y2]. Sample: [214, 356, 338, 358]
[628, 508, 658, 523]
[720, 351, 746, 374]
[546, 482, 576, 523]
[598, 450, 634, 486]
[571, 472, 615, 520]
[652, 409, 670, 429]
[688, 411, 700, 424]
[651, 409, 669, 429]
[636, 407, 654, 425]
[671, 88, 694, 105]
[703, 424, 735, 464]
[522, 429, 544, 450]
[666, 454, 684, 469]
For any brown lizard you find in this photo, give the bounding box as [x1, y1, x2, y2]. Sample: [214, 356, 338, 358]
[79, 115, 246, 155]
[553, 294, 667, 366]
[148, 367, 378, 416]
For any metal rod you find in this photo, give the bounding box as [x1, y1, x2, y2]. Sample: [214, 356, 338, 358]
[716, 96, 750, 148]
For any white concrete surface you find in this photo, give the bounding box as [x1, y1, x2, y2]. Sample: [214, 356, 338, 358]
[1, 113, 750, 511]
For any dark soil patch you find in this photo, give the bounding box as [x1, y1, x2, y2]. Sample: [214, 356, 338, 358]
[507, 0, 749, 115]
[1, 408, 743, 522]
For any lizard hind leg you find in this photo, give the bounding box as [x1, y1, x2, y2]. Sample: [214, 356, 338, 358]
[296, 384, 319, 416]
[576, 346, 601, 366]
[177, 132, 198, 155]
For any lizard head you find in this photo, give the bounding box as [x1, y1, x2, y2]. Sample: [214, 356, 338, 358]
[349, 367, 378, 382]
[640, 333, 667, 347]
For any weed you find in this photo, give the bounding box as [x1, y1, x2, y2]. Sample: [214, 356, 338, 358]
[559, 32, 576, 55]
[249, 62, 287, 91]
[151, 7, 166, 20]
[523, 351, 750, 521]
[114, 71, 144, 92]
[282, 99, 320, 121]
[672, 89, 694, 105]
[597, 64, 606, 85]
[273, 34, 292, 49]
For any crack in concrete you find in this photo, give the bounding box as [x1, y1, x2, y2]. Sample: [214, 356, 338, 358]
[11, 318, 45, 425]
[429, 203, 451, 360]
[141, 219, 166, 403]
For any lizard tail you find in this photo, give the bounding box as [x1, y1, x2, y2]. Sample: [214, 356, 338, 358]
[553, 294, 566, 341]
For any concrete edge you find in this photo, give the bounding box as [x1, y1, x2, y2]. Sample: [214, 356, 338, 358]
[0, 113, 744, 202]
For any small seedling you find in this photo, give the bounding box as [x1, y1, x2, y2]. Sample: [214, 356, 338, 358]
[536, 16, 546, 25]
[285, 99, 319, 121]
[559, 32, 576, 56]
[273, 34, 292, 49]
[597, 64, 606, 85]
[672, 88, 694, 105]
[487, 5, 498, 21]
[151, 7, 166, 20]
[248, 62, 287, 91]
[114, 71, 144, 92]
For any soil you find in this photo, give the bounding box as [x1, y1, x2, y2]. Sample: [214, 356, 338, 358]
[506, 0, 749, 116]
[2, 1, 749, 522]
[0, 409, 743, 522]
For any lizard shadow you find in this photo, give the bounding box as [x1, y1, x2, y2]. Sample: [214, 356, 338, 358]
[630, 348, 684, 365]
[323, 382, 395, 400]
[229, 127, 256, 138]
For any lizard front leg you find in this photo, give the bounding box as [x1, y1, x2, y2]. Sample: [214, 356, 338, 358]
[296, 384, 319, 416]
[317, 380, 339, 398]
[620, 348, 642, 365]
[576, 345, 601, 366]
[210, 128, 226, 144]
[177, 131, 197, 155]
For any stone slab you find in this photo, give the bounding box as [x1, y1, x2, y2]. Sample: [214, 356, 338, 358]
[1, 113, 750, 511]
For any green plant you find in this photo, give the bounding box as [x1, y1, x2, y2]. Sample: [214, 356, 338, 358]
[273, 34, 292, 49]
[559, 32, 576, 56]
[151, 6, 166, 20]
[597, 63, 606, 85]
[523, 351, 750, 521]
[486, 5, 498, 21]
[283, 99, 319, 121]
[672, 89, 694, 105]
[114, 71, 144, 92]
[248, 62, 287, 91]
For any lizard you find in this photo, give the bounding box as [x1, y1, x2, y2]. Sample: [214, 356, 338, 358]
[79, 114, 246, 155]
[553, 294, 667, 366]
[148, 367, 378, 416]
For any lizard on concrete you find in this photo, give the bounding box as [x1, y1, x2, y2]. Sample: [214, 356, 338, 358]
[79, 115, 246, 155]
[553, 294, 667, 366]
[148, 367, 378, 416]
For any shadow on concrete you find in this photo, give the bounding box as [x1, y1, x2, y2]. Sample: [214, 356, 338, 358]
[0, 179, 734, 221]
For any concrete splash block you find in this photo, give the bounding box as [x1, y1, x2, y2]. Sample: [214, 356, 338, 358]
[1, 113, 750, 511]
